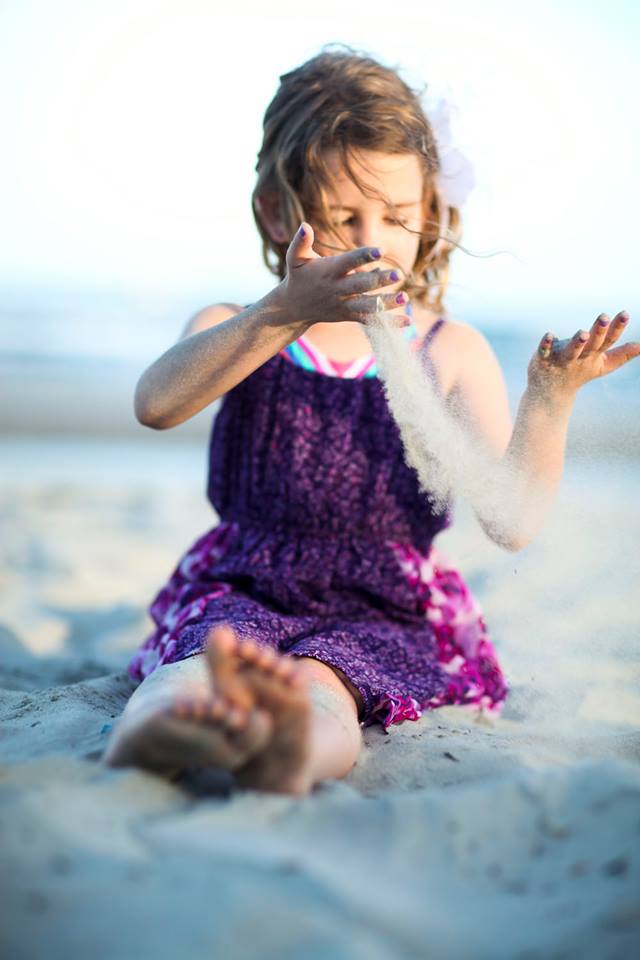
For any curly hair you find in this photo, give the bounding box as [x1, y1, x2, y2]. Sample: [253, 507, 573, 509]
[252, 46, 463, 313]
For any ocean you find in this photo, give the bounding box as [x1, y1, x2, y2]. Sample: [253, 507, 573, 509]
[1, 294, 638, 459]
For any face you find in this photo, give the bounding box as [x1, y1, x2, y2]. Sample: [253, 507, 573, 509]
[311, 149, 426, 284]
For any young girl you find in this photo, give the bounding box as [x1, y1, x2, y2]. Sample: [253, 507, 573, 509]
[103, 48, 637, 796]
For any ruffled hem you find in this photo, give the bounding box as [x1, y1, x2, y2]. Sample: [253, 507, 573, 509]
[128, 523, 509, 731]
[366, 541, 509, 731]
[127, 522, 238, 681]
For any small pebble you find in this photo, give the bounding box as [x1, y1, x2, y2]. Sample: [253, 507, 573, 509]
[25, 891, 48, 914]
[603, 856, 629, 877]
[505, 879, 528, 895]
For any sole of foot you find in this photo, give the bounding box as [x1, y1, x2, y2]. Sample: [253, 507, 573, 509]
[206, 625, 314, 796]
[102, 691, 275, 777]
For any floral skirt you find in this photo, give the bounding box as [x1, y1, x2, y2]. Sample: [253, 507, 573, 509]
[128, 522, 509, 731]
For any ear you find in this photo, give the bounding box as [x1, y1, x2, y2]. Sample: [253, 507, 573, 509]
[254, 193, 289, 244]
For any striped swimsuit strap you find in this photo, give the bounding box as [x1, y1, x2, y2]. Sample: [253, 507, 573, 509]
[281, 307, 446, 379]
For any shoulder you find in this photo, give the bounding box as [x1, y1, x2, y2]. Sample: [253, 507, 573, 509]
[416, 310, 487, 348]
[414, 309, 498, 396]
[414, 308, 512, 454]
[427, 316, 503, 385]
[178, 302, 244, 340]
[413, 306, 479, 351]
[442, 318, 498, 362]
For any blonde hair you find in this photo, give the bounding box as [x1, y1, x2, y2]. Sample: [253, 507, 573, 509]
[252, 46, 463, 313]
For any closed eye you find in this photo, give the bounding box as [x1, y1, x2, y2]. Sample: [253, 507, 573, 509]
[332, 217, 409, 227]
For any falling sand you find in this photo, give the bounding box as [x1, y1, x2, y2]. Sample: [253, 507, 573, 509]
[365, 305, 551, 550]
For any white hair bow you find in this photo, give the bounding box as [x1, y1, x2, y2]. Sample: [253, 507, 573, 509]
[422, 96, 476, 209]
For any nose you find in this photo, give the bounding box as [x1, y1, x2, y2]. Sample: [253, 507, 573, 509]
[352, 217, 380, 252]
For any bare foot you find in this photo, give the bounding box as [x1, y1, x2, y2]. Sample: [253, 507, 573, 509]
[103, 685, 274, 778]
[206, 625, 314, 796]
[103, 644, 280, 776]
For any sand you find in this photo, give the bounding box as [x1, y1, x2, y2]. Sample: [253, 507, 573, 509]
[1, 433, 639, 959]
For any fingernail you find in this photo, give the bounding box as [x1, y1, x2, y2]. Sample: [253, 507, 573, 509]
[579, 332, 589, 341]
[618, 314, 629, 323]
[299, 225, 306, 237]
[598, 317, 609, 327]
[396, 292, 407, 305]
[389, 270, 399, 282]
[370, 248, 381, 260]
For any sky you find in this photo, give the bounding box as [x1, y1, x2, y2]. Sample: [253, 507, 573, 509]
[0, 0, 638, 348]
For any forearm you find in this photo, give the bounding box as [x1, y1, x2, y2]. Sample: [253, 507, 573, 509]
[477, 386, 576, 550]
[505, 386, 575, 500]
[135, 283, 307, 429]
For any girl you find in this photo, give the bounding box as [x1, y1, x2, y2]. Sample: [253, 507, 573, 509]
[103, 48, 638, 797]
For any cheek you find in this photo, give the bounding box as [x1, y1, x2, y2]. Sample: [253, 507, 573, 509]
[398, 232, 422, 269]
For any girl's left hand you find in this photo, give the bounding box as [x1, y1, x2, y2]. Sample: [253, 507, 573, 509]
[527, 311, 640, 402]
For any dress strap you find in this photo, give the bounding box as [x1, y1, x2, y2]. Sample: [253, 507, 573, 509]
[418, 317, 446, 396]
[419, 317, 446, 358]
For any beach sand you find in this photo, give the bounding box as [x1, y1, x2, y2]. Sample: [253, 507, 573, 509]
[1, 431, 639, 959]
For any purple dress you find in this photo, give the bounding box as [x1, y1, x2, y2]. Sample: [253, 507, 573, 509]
[128, 319, 509, 730]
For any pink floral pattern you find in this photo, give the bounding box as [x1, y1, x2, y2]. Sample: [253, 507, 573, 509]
[369, 542, 508, 727]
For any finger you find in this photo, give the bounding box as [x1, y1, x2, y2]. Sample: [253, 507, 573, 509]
[285, 222, 318, 270]
[583, 313, 611, 354]
[341, 268, 402, 296]
[602, 340, 640, 375]
[328, 245, 384, 277]
[601, 311, 630, 349]
[559, 329, 590, 363]
[346, 291, 409, 316]
[537, 331, 555, 360]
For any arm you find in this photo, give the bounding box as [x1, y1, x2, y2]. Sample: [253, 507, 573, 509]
[448, 312, 639, 551]
[134, 223, 403, 430]
[134, 288, 305, 429]
[444, 324, 530, 550]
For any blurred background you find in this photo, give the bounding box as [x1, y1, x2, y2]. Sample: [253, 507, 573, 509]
[1, 0, 638, 455]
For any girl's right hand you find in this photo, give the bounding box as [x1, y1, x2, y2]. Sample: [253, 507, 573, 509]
[279, 222, 409, 328]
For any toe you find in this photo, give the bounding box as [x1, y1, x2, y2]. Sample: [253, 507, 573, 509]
[172, 696, 212, 722]
[206, 624, 238, 663]
[207, 699, 226, 721]
[272, 656, 296, 679]
[224, 706, 249, 731]
[172, 699, 189, 719]
[205, 626, 256, 711]
[237, 639, 261, 663]
[287, 667, 309, 689]
[191, 699, 210, 721]
[255, 647, 279, 671]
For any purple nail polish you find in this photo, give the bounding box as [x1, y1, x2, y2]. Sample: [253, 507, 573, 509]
[389, 270, 399, 282]
[619, 315, 629, 323]
[298, 225, 306, 237]
[598, 318, 609, 327]
[370, 248, 381, 260]
[395, 293, 406, 305]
